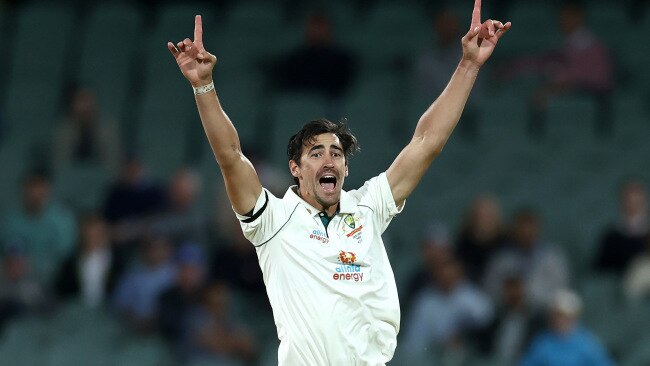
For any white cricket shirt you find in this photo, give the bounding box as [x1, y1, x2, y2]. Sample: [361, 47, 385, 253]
[235, 172, 404, 365]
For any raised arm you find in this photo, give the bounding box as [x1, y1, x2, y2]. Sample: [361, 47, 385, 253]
[168, 15, 262, 215]
[386, 0, 510, 206]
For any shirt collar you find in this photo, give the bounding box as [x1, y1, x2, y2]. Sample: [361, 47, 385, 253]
[284, 185, 355, 217]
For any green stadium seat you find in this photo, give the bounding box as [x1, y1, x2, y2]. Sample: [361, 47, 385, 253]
[475, 92, 531, 150]
[544, 95, 598, 147]
[351, 3, 430, 76]
[501, 2, 561, 57]
[214, 2, 285, 71]
[3, 81, 61, 140]
[0, 318, 48, 365]
[135, 83, 196, 179]
[79, 3, 143, 121]
[611, 91, 650, 148]
[214, 78, 265, 146]
[10, 3, 73, 85]
[53, 164, 112, 212]
[0, 138, 30, 214]
[113, 337, 172, 366]
[339, 77, 401, 187]
[623, 332, 650, 366]
[587, 2, 629, 48]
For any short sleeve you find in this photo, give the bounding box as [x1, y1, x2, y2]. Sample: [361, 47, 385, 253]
[233, 188, 288, 246]
[360, 172, 405, 233]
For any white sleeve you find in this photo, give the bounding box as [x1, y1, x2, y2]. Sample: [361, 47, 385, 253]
[359, 172, 405, 233]
[233, 188, 287, 246]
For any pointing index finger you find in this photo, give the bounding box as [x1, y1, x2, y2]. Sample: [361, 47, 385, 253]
[194, 15, 203, 46]
[471, 0, 482, 27]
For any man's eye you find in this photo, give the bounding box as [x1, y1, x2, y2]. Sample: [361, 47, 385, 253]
[333, 152, 341, 157]
[311, 153, 322, 158]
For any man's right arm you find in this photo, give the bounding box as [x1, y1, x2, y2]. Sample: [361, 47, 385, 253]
[168, 15, 261, 215]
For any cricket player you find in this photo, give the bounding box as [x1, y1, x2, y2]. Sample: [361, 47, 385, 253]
[167, 1, 510, 364]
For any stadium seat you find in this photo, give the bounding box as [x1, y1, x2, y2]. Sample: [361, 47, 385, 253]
[0, 317, 48, 365]
[215, 2, 285, 71]
[79, 3, 143, 121]
[475, 91, 531, 151]
[623, 330, 650, 366]
[135, 83, 196, 179]
[544, 95, 598, 147]
[587, 2, 629, 48]
[10, 3, 73, 85]
[611, 91, 650, 148]
[53, 163, 112, 212]
[214, 77, 265, 146]
[339, 77, 401, 187]
[0, 136, 30, 214]
[501, 2, 561, 57]
[351, 3, 430, 76]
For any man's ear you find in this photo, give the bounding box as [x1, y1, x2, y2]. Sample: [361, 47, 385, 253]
[345, 164, 349, 177]
[289, 160, 300, 178]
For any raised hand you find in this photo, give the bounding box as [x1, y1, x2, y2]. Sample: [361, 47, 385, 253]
[461, 0, 511, 67]
[167, 15, 217, 87]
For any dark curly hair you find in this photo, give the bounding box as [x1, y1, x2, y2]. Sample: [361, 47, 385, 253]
[287, 118, 359, 186]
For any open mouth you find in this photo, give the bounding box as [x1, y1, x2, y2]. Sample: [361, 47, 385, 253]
[319, 175, 337, 193]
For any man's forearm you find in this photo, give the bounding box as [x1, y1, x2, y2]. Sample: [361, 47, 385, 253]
[194, 84, 243, 167]
[412, 59, 480, 157]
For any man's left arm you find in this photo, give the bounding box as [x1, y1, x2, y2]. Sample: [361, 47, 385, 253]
[387, 0, 511, 206]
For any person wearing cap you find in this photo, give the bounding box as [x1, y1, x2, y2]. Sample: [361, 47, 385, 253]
[520, 289, 613, 366]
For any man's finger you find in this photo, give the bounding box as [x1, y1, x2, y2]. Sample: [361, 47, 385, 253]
[167, 42, 180, 57]
[194, 15, 203, 46]
[495, 22, 512, 39]
[486, 19, 495, 36]
[177, 41, 185, 51]
[471, 0, 482, 26]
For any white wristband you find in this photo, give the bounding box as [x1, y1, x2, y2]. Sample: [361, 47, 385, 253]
[193, 81, 214, 95]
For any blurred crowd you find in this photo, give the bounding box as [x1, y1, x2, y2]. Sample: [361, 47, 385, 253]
[397, 181, 648, 364]
[1, 0, 649, 365]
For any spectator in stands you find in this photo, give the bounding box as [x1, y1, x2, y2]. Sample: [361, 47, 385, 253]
[212, 218, 265, 296]
[53, 85, 123, 175]
[402, 220, 453, 313]
[402, 257, 493, 357]
[504, 2, 614, 136]
[520, 289, 613, 366]
[159, 242, 208, 358]
[623, 233, 650, 302]
[484, 208, 569, 309]
[413, 8, 463, 96]
[595, 179, 648, 274]
[2, 170, 77, 281]
[54, 214, 124, 308]
[412, 7, 482, 138]
[476, 273, 544, 364]
[149, 168, 207, 245]
[103, 156, 166, 243]
[0, 245, 48, 332]
[185, 282, 257, 364]
[455, 194, 508, 283]
[274, 12, 356, 98]
[113, 235, 176, 333]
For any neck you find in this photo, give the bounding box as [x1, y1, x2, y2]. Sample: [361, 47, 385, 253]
[296, 187, 338, 216]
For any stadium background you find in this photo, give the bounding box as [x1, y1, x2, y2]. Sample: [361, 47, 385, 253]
[0, 0, 649, 364]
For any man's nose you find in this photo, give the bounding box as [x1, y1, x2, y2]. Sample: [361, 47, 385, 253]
[323, 154, 334, 167]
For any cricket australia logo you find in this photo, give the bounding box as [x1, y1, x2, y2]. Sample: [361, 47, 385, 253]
[344, 214, 356, 229]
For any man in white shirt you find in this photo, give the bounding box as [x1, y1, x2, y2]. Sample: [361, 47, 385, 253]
[167, 1, 510, 364]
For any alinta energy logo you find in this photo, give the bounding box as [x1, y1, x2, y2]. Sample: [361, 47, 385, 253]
[333, 250, 364, 282]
